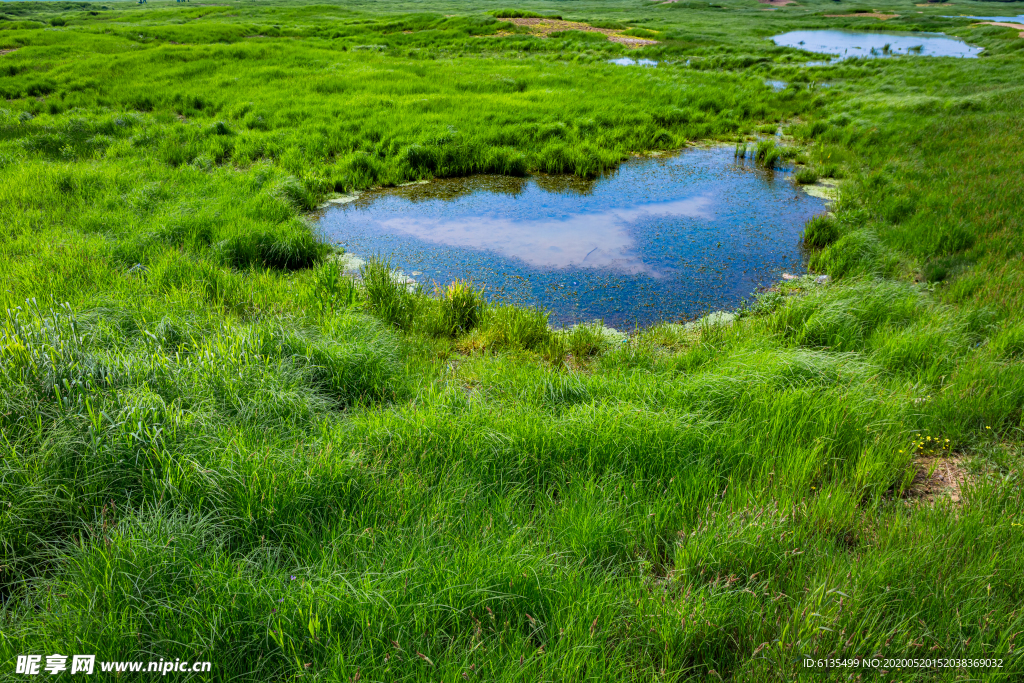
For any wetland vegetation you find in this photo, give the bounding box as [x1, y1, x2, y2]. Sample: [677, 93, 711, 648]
[1, 0, 1024, 680]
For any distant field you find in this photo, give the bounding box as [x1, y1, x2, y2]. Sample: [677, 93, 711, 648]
[1, 0, 1023, 680]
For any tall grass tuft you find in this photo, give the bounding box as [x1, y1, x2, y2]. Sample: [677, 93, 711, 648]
[480, 304, 551, 350]
[795, 167, 819, 185]
[755, 139, 782, 169]
[360, 257, 418, 331]
[429, 279, 486, 337]
[564, 322, 609, 359]
[489, 9, 562, 19]
[803, 214, 839, 248]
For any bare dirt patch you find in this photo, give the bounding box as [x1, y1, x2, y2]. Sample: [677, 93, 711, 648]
[904, 455, 971, 506]
[759, 0, 796, 6]
[824, 12, 899, 20]
[0, 48, 19, 57]
[497, 17, 659, 47]
[977, 21, 1024, 38]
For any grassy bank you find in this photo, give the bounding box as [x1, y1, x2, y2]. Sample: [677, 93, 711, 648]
[2, 0, 1024, 680]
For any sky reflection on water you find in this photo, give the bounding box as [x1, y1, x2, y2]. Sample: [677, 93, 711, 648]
[773, 29, 982, 60]
[320, 147, 826, 328]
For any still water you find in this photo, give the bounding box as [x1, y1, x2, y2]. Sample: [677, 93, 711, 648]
[608, 57, 658, 66]
[320, 147, 826, 328]
[772, 29, 982, 60]
[945, 15, 1024, 23]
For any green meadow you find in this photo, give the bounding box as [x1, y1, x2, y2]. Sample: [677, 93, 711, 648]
[1, 0, 1024, 679]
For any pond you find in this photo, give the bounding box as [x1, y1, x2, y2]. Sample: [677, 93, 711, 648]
[946, 15, 1024, 24]
[608, 57, 658, 66]
[772, 29, 982, 60]
[320, 147, 826, 328]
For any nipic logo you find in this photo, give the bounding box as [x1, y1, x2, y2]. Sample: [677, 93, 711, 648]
[15, 655, 209, 675]
[16, 656, 95, 675]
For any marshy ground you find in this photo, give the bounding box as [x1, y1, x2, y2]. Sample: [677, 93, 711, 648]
[1, 0, 1024, 680]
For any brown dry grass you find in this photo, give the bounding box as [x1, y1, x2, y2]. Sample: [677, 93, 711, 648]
[496, 17, 659, 48]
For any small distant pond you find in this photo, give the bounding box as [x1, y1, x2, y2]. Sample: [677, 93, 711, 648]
[772, 29, 982, 60]
[608, 57, 658, 66]
[945, 15, 1024, 24]
[320, 148, 826, 328]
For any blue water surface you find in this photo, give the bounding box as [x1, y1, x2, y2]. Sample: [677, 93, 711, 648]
[773, 29, 982, 60]
[945, 15, 1024, 23]
[320, 148, 826, 328]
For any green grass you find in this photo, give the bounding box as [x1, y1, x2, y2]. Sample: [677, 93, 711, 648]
[803, 214, 839, 248]
[2, 0, 1024, 680]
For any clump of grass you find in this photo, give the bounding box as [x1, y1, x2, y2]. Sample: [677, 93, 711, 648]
[274, 175, 322, 212]
[922, 255, 969, 284]
[549, 30, 608, 43]
[795, 167, 819, 185]
[360, 257, 418, 331]
[588, 19, 627, 30]
[479, 304, 550, 350]
[542, 332, 567, 367]
[755, 139, 782, 168]
[540, 373, 591, 405]
[622, 28, 660, 39]
[313, 257, 361, 316]
[489, 9, 562, 19]
[564, 322, 609, 359]
[427, 279, 486, 337]
[215, 223, 328, 270]
[803, 214, 839, 248]
[818, 163, 842, 179]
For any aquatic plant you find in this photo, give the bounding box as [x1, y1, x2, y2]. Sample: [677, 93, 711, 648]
[757, 139, 778, 169]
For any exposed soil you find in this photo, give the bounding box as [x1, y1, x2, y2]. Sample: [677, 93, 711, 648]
[496, 17, 659, 47]
[977, 21, 1024, 38]
[824, 12, 899, 20]
[904, 455, 971, 506]
[759, 0, 796, 7]
[0, 48, 19, 56]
